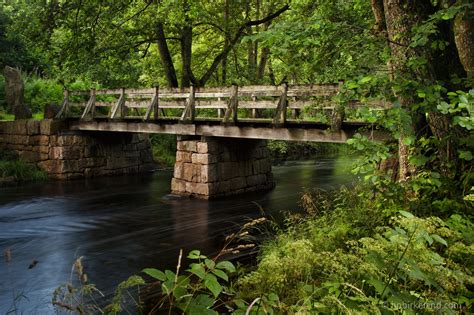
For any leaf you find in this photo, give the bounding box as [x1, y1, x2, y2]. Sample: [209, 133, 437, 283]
[205, 259, 215, 270]
[142, 268, 166, 281]
[359, 76, 372, 84]
[216, 261, 236, 273]
[431, 234, 448, 246]
[189, 263, 206, 279]
[188, 250, 206, 260]
[188, 304, 218, 315]
[204, 274, 222, 298]
[211, 269, 228, 282]
[399, 210, 414, 219]
[173, 285, 187, 300]
[402, 136, 414, 145]
[165, 270, 176, 281]
[194, 294, 215, 308]
[458, 150, 473, 161]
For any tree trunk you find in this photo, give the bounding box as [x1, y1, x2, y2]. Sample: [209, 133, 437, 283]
[454, 7, 474, 87]
[222, 0, 229, 84]
[257, 46, 269, 81]
[370, 0, 385, 32]
[382, 0, 429, 181]
[181, 25, 194, 87]
[156, 23, 178, 88]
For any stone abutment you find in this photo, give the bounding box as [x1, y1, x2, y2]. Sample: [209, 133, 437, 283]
[0, 119, 154, 179]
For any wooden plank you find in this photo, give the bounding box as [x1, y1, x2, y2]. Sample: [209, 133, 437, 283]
[80, 89, 96, 120]
[55, 90, 70, 119]
[180, 85, 196, 122]
[273, 83, 288, 125]
[110, 88, 125, 119]
[144, 86, 159, 121]
[223, 84, 238, 123]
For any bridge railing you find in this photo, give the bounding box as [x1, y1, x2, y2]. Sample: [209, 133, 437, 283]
[56, 83, 389, 126]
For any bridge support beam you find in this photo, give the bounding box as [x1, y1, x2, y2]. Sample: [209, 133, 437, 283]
[171, 136, 274, 199]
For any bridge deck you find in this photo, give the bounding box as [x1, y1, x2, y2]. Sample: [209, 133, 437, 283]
[59, 84, 389, 142]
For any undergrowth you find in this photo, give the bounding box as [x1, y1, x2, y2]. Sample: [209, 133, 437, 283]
[0, 148, 47, 181]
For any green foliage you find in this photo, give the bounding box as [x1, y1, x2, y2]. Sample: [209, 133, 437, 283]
[0, 148, 47, 181]
[139, 250, 236, 314]
[150, 134, 177, 167]
[236, 188, 474, 314]
[267, 140, 346, 162]
[23, 76, 63, 113]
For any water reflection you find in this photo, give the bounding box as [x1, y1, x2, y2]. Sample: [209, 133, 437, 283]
[0, 156, 353, 313]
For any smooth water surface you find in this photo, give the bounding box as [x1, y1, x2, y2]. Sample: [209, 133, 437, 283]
[0, 157, 353, 313]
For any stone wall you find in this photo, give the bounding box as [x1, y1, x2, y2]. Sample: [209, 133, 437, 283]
[0, 119, 154, 179]
[171, 136, 274, 199]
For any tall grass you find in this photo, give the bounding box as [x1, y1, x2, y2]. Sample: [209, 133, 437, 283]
[0, 149, 47, 181]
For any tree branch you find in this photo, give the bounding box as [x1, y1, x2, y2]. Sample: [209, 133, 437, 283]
[198, 3, 290, 86]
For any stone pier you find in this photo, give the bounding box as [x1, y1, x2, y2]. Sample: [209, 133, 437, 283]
[0, 120, 154, 179]
[171, 136, 274, 199]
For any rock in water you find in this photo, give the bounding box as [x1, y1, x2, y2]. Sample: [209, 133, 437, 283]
[3, 66, 32, 119]
[44, 103, 60, 119]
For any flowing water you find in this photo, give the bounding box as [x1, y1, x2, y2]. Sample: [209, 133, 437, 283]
[0, 156, 353, 314]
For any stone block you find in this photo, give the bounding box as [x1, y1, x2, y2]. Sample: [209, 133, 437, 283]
[230, 177, 247, 190]
[185, 182, 209, 195]
[217, 180, 231, 193]
[50, 146, 83, 160]
[10, 135, 29, 145]
[177, 140, 197, 152]
[191, 153, 218, 165]
[26, 120, 40, 135]
[174, 162, 185, 179]
[176, 151, 193, 163]
[218, 162, 239, 180]
[171, 178, 186, 193]
[40, 119, 63, 135]
[31, 145, 50, 155]
[9, 120, 28, 135]
[183, 163, 201, 182]
[18, 150, 48, 162]
[28, 135, 50, 146]
[220, 151, 231, 162]
[197, 141, 219, 154]
[201, 164, 218, 183]
[246, 175, 260, 187]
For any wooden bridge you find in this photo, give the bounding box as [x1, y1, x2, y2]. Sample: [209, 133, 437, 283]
[56, 83, 389, 143]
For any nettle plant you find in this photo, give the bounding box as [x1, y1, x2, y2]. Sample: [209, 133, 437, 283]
[141, 250, 236, 314]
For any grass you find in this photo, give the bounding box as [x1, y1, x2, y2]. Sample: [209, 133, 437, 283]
[0, 149, 47, 182]
[0, 112, 43, 121]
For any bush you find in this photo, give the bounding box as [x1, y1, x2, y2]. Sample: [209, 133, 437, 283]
[23, 76, 63, 113]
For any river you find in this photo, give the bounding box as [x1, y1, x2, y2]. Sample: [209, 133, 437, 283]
[0, 156, 353, 313]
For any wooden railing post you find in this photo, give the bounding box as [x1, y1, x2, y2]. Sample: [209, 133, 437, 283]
[180, 84, 195, 122]
[223, 84, 238, 124]
[55, 89, 69, 119]
[273, 82, 288, 125]
[81, 88, 96, 120]
[119, 88, 125, 119]
[111, 88, 125, 119]
[90, 88, 96, 118]
[153, 85, 159, 120]
[144, 85, 159, 121]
